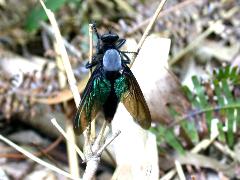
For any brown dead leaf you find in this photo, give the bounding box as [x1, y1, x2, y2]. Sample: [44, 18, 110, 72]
[32, 77, 88, 105]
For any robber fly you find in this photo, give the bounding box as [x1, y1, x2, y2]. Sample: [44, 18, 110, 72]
[74, 24, 151, 134]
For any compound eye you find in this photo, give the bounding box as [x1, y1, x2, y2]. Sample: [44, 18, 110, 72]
[101, 33, 119, 43]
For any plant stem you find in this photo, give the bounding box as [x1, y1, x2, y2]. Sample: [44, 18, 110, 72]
[131, 0, 168, 66]
[126, 0, 199, 35]
[40, 0, 81, 106]
[169, 103, 240, 128]
[40, 0, 81, 178]
[0, 135, 81, 180]
[51, 118, 85, 161]
[54, 39, 80, 178]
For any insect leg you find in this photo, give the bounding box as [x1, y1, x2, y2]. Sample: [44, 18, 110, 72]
[92, 23, 100, 40]
[120, 52, 131, 65]
[85, 55, 100, 69]
[116, 38, 126, 49]
[92, 23, 102, 54]
[120, 51, 138, 55]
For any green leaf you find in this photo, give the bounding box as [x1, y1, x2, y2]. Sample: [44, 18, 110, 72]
[25, 0, 67, 31]
[225, 66, 230, 78]
[205, 111, 213, 130]
[213, 79, 225, 106]
[165, 129, 185, 154]
[181, 120, 199, 144]
[222, 79, 234, 104]
[237, 108, 240, 130]
[152, 125, 184, 154]
[226, 109, 235, 147]
[150, 127, 165, 145]
[217, 122, 226, 142]
[168, 105, 180, 118]
[182, 86, 199, 108]
[230, 66, 238, 80]
[192, 76, 208, 108]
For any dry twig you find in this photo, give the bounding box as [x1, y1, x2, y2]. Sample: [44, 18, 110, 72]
[174, 160, 186, 180]
[126, 0, 199, 35]
[0, 134, 80, 180]
[41, 1, 81, 178]
[131, 0, 168, 66]
[51, 118, 85, 160]
[40, 22, 82, 59]
[0, 136, 62, 159]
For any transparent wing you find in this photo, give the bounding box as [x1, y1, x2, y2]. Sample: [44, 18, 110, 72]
[115, 66, 151, 129]
[74, 67, 111, 134]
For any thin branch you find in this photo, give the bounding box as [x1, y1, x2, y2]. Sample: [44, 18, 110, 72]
[0, 136, 62, 159]
[94, 121, 108, 148]
[131, 0, 168, 66]
[51, 118, 85, 161]
[65, 121, 81, 177]
[213, 141, 240, 162]
[40, 1, 81, 178]
[97, 130, 121, 156]
[40, 22, 82, 59]
[126, 0, 199, 35]
[82, 157, 100, 180]
[0, 134, 81, 180]
[174, 160, 186, 180]
[54, 31, 80, 178]
[40, 0, 81, 106]
[83, 131, 121, 180]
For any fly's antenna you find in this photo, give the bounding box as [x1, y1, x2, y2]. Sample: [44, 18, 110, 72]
[92, 22, 101, 53]
[92, 22, 100, 40]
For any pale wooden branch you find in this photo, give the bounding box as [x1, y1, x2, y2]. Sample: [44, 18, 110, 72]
[94, 121, 108, 147]
[40, 0, 81, 106]
[51, 118, 85, 160]
[0, 134, 81, 180]
[97, 130, 121, 156]
[174, 160, 186, 180]
[213, 141, 240, 162]
[131, 0, 168, 66]
[126, 0, 198, 35]
[40, 22, 82, 59]
[83, 131, 121, 180]
[40, 0, 81, 178]
[54, 35, 80, 178]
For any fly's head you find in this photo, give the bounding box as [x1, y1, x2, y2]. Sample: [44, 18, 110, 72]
[101, 31, 119, 45]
